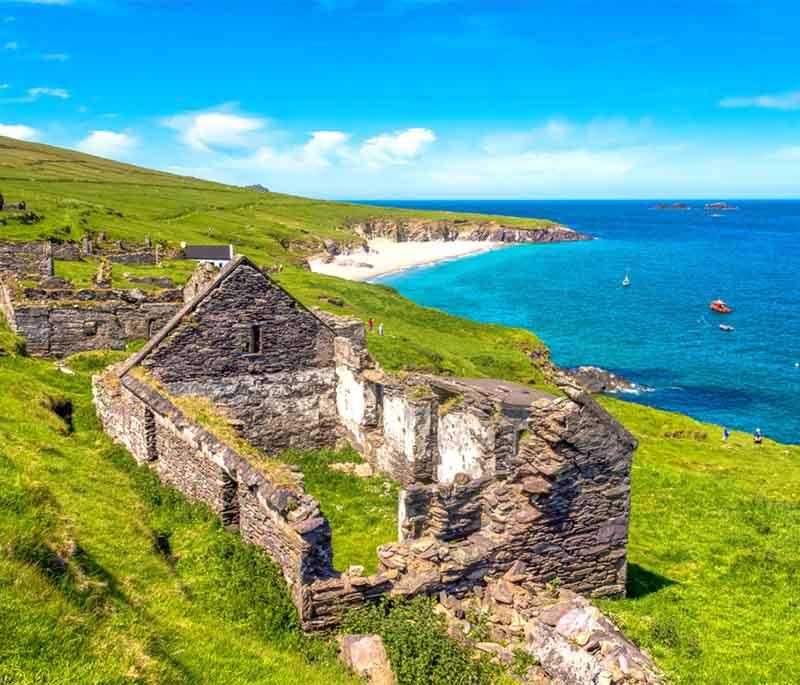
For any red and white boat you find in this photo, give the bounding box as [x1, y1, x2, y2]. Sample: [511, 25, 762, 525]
[710, 299, 732, 314]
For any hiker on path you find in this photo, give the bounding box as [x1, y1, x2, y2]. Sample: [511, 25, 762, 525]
[368, 318, 374, 332]
[723, 426, 730, 441]
[754, 428, 763, 445]
[378, 323, 384, 337]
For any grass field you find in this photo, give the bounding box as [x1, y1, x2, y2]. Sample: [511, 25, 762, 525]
[2, 136, 800, 683]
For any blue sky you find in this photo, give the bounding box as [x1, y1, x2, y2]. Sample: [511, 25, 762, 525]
[1, 0, 799, 198]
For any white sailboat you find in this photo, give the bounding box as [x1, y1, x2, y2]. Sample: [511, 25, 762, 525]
[622, 272, 630, 287]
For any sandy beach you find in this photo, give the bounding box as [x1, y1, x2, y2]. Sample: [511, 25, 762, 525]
[308, 238, 503, 281]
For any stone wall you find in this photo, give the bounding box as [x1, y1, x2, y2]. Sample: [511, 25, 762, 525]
[383, 387, 634, 599]
[331, 329, 635, 599]
[51, 242, 83, 261]
[0, 240, 53, 279]
[93, 369, 339, 618]
[137, 261, 339, 452]
[2, 283, 181, 357]
[333, 334, 517, 488]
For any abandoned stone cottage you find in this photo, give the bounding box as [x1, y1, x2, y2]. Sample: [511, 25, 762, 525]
[93, 255, 636, 631]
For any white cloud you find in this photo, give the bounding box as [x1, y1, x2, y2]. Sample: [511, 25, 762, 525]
[359, 127, 436, 168]
[483, 118, 573, 154]
[0, 83, 8, 89]
[28, 86, 69, 99]
[232, 127, 435, 174]
[240, 131, 352, 173]
[0, 123, 39, 141]
[42, 52, 69, 61]
[77, 130, 138, 158]
[720, 91, 800, 111]
[164, 109, 267, 151]
[4, 41, 17, 50]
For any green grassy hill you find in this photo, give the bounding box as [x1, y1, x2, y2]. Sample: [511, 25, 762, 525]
[0, 135, 554, 263]
[2, 137, 799, 684]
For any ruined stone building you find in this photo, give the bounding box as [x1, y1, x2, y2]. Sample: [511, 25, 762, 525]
[94, 256, 637, 633]
[0, 277, 183, 357]
[0, 238, 189, 357]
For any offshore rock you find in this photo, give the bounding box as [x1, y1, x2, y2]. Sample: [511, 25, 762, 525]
[559, 365, 642, 394]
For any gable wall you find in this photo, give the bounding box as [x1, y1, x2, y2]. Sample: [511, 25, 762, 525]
[141, 263, 339, 452]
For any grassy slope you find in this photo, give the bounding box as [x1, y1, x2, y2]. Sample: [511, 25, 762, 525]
[0, 135, 554, 267]
[597, 399, 800, 684]
[2, 137, 800, 683]
[0, 337, 357, 685]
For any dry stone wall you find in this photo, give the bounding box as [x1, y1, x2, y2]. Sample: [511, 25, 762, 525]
[1, 282, 181, 357]
[331, 328, 635, 599]
[93, 369, 338, 615]
[381, 387, 634, 599]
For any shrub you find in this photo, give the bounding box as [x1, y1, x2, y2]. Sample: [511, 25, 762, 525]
[342, 596, 500, 685]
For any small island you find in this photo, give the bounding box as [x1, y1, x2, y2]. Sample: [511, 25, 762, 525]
[651, 201, 691, 210]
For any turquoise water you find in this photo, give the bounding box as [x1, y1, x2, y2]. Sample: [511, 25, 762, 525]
[371, 200, 800, 444]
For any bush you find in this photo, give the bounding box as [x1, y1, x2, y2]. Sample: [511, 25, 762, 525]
[342, 596, 499, 685]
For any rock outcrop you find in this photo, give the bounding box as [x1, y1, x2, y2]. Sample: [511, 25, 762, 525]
[559, 366, 641, 394]
[338, 634, 395, 685]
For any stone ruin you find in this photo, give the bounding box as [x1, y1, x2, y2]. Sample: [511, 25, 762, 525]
[0, 240, 54, 281]
[0, 237, 190, 357]
[91, 257, 641, 647]
[0, 272, 182, 357]
[90, 256, 662, 681]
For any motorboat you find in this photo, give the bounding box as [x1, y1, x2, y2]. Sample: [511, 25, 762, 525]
[719, 324, 734, 331]
[710, 299, 732, 314]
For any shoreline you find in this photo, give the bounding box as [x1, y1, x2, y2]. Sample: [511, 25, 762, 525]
[308, 238, 506, 282]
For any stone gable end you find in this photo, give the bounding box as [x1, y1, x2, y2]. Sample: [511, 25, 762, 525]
[141, 262, 335, 383]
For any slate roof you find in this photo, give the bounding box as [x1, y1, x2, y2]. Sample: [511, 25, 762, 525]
[185, 245, 232, 260]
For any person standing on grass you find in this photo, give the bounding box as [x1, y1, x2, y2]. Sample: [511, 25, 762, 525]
[754, 427, 763, 445]
[368, 317, 374, 333]
[378, 323, 384, 337]
[723, 426, 730, 441]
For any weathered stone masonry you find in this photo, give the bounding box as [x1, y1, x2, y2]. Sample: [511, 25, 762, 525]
[93, 371, 337, 611]
[0, 240, 53, 280]
[130, 259, 339, 452]
[94, 255, 636, 635]
[1, 280, 182, 357]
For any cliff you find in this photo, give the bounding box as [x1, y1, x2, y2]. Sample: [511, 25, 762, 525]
[346, 217, 591, 245]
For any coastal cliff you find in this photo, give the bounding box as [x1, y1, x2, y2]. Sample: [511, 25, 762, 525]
[346, 217, 591, 245]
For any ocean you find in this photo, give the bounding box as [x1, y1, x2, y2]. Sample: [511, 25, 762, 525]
[367, 200, 800, 445]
